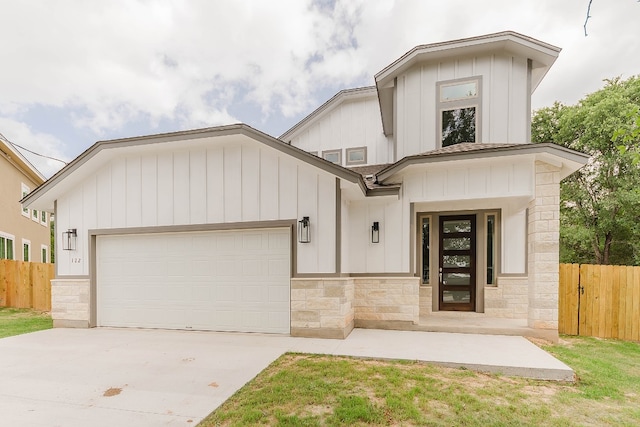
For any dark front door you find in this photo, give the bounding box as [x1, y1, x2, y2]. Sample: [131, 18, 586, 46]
[439, 215, 476, 311]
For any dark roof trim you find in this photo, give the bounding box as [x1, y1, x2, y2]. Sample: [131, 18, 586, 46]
[279, 86, 377, 141]
[376, 143, 589, 182]
[22, 123, 379, 206]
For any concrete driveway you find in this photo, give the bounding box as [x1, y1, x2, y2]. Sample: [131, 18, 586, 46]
[0, 328, 573, 427]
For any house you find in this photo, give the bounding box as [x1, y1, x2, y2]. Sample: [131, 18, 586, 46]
[0, 135, 51, 264]
[23, 31, 588, 340]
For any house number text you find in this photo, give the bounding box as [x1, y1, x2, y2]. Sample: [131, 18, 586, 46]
[71, 258, 82, 264]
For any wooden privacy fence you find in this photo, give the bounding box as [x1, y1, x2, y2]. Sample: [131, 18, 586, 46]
[559, 263, 640, 341]
[0, 259, 54, 311]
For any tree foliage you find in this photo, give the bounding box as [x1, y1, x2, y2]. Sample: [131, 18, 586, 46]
[532, 76, 640, 265]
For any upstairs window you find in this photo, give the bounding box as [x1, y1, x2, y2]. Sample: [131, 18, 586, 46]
[21, 183, 30, 217]
[437, 77, 481, 147]
[322, 149, 342, 165]
[346, 147, 367, 166]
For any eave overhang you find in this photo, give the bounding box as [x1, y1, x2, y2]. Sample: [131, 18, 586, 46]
[377, 143, 589, 183]
[375, 31, 561, 136]
[0, 137, 46, 184]
[22, 124, 397, 212]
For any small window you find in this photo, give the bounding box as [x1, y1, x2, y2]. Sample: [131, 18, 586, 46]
[346, 147, 367, 166]
[0, 234, 15, 260]
[40, 210, 47, 225]
[322, 149, 342, 165]
[22, 240, 30, 262]
[437, 77, 481, 148]
[41, 245, 48, 263]
[440, 81, 478, 102]
[32, 209, 39, 222]
[21, 183, 30, 217]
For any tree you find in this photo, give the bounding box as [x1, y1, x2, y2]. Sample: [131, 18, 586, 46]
[532, 76, 640, 265]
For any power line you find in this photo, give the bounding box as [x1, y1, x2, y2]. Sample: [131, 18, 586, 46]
[0, 132, 67, 165]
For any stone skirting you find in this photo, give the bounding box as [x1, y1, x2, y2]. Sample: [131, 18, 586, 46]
[353, 277, 420, 324]
[51, 279, 90, 328]
[484, 276, 529, 318]
[290, 278, 354, 339]
[419, 285, 433, 316]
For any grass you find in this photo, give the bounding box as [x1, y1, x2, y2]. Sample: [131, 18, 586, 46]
[0, 307, 52, 339]
[199, 336, 640, 426]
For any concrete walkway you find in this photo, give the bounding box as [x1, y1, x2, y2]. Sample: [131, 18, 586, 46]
[0, 328, 573, 427]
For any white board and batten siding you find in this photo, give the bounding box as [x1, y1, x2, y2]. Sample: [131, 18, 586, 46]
[289, 96, 394, 166]
[395, 53, 530, 158]
[345, 157, 533, 275]
[54, 137, 337, 276]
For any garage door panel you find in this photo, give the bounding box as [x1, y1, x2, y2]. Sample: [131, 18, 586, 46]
[97, 228, 290, 333]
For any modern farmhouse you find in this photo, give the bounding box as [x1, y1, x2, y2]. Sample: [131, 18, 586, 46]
[23, 31, 588, 340]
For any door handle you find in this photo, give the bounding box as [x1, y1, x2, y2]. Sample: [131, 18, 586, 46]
[439, 267, 443, 284]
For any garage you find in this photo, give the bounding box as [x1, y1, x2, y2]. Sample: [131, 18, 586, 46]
[96, 228, 291, 334]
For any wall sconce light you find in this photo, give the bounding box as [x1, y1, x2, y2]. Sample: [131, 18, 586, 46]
[371, 221, 380, 243]
[298, 216, 310, 243]
[62, 229, 77, 251]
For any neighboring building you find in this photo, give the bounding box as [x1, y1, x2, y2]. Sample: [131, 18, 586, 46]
[23, 32, 588, 340]
[0, 135, 51, 263]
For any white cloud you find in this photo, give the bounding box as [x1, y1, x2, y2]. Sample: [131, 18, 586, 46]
[0, 0, 638, 156]
[0, 118, 69, 178]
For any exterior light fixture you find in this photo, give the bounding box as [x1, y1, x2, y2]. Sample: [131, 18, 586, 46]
[298, 217, 310, 243]
[62, 229, 77, 251]
[371, 221, 380, 243]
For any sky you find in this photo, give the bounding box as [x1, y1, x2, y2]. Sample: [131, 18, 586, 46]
[1, 0, 638, 177]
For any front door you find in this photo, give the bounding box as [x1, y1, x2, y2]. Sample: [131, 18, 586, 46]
[439, 215, 476, 311]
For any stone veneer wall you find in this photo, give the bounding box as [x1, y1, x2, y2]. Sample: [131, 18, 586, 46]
[484, 277, 529, 318]
[419, 285, 433, 317]
[290, 278, 354, 339]
[354, 278, 420, 327]
[527, 161, 561, 329]
[51, 279, 90, 328]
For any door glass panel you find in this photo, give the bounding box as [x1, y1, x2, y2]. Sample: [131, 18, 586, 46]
[442, 255, 471, 268]
[442, 290, 471, 303]
[442, 220, 472, 233]
[442, 272, 470, 286]
[443, 237, 471, 250]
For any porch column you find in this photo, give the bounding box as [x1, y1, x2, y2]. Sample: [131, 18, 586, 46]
[527, 161, 561, 329]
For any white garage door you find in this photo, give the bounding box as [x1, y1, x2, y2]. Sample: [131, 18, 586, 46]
[96, 228, 291, 334]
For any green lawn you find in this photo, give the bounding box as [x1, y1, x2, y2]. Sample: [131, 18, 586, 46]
[0, 307, 52, 339]
[200, 336, 640, 426]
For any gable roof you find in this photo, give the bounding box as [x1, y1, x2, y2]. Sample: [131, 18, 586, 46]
[376, 31, 561, 136]
[0, 134, 46, 184]
[22, 124, 400, 211]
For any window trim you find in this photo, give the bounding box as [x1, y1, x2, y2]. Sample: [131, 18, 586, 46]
[345, 147, 368, 166]
[22, 239, 31, 262]
[0, 232, 16, 260]
[41, 244, 49, 263]
[40, 210, 47, 226]
[436, 76, 482, 148]
[21, 183, 30, 217]
[322, 149, 342, 165]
